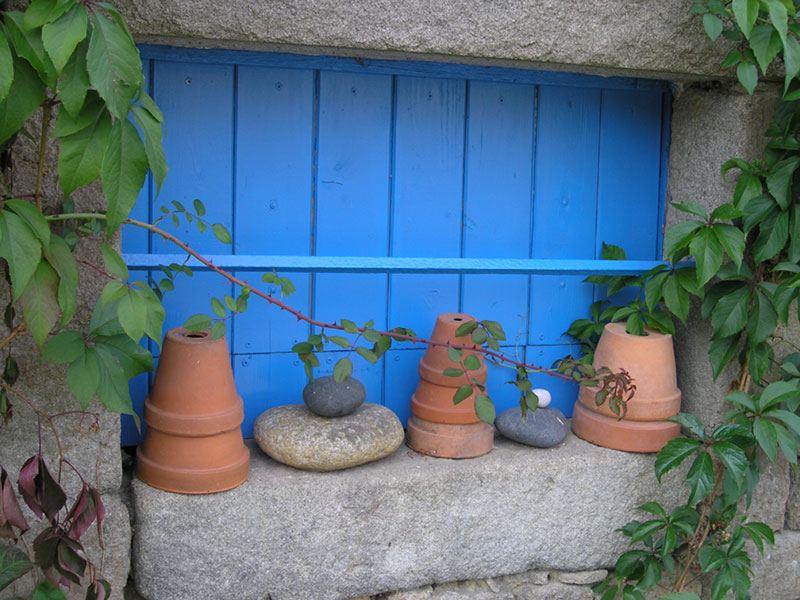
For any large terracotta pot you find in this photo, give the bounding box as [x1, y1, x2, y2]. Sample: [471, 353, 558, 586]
[571, 322, 681, 453]
[136, 327, 250, 493]
[406, 312, 493, 458]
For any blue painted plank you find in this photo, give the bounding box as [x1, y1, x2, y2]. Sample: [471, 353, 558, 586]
[121, 371, 150, 446]
[232, 271, 311, 354]
[151, 61, 234, 255]
[139, 45, 670, 92]
[234, 353, 308, 438]
[384, 347, 425, 424]
[314, 70, 392, 332]
[530, 86, 601, 345]
[462, 81, 535, 337]
[125, 253, 668, 275]
[596, 89, 663, 260]
[233, 65, 315, 353]
[525, 344, 580, 417]
[390, 76, 464, 334]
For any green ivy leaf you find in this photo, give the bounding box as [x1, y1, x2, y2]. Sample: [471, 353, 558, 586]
[655, 437, 702, 482]
[736, 61, 758, 94]
[771, 409, 800, 437]
[41, 330, 84, 364]
[746, 288, 777, 345]
[23, 0, 74, 29]
[0, 29, 13, 104]
[355, 346, 378, 363]
[474, 393, 495, 424]
[732, 0, 760, 40]
[86, 10, 143, 118]
[4, 11, 57, 88]
[690, 227, 724, 286]
[711, 284, 749, 338]
[340, 319, 358, 334]
[750, 24, 782, 74]
[463, 354, 481, 371]
[709, 334, 741, 381]
[0, 545, 34, 593]
[210, 320, 225, 340]
[667, 413, 707, 440]
[57, 108, 112, 195]
[327, 335, 350, 348]
[753, 417, 778, 464]
[788, 204, 800, 262]
[783, 34, 800, 92]
[116, 288, 147, 342]
[703, 13, 724, 41]
[664, 221, 703, 258]
[211, 297, 226, 318]
[686, 451, 715, 505]
[455, 320, 478, 337]
[41, 2, 88, 75]
[333, 357, 352, 383]
[712, 441, 749, 486]
[453, 384, 473, 405]
[102, 117, 148, 235]
[480, 320, 506, 341]
[92, 343, 134, 414]
[57, 39, 90, 117]
[711, 223, 745, 268]
[184, 313, 211, 332]
[754, 208, 789, 263]
[644, 271, 668, 311]
[100, 244, 128, 280]
[443, 367, 464, 377]
[663, 274, 690, 323]
[67, 347, 99, 410]
[766, 156, 800, 209]
[0, 56, 46, 145]
[768, 0, 789, 45]
[19, 260, 59, 349]
[626, 312, 645, 335]
[131, 103, 167, 195]
[671, 201, 708, 219]
[0, 210, 42, 302]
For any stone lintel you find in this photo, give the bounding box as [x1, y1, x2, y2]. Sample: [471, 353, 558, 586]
[132, 434, 687, 600]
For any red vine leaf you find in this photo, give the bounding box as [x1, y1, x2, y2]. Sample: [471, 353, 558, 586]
[66, 483, 105, 548]
[18, 454, 67, 524]
[0, 466, 29, 540]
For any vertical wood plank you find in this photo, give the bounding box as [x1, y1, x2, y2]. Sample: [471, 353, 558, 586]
[384, 348, 425, 424]
[233, 66, 314, 354]
[123, 58, 152, 255]
[390, 76, 464, 341]
[524, 344, 580, 416]
[314, 70, 392, 329]
[462, 81, 534, 339]
[530, 86, 601, 346]
[235, 353, 308, 437]
[596, 89, 663, 260]
[151, 61, 234, 255]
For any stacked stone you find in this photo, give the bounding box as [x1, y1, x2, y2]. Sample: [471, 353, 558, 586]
[253, 376, 404, 471]
[494, 388, 568, 448]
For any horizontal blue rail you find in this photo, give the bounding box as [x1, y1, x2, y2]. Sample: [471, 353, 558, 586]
[124, 254, 668, 275]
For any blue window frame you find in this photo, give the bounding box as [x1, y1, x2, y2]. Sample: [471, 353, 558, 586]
[122, 46, 671, 445]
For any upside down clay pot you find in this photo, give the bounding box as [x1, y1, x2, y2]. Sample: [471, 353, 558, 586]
[407, 312, 493, 458]
[572, 322, 680, 453]
[136, 327, 250, 494]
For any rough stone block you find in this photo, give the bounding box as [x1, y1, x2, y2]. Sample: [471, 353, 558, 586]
[133, 435, 688, 600]
[787, 469, 800, 530]
[748, 530, 800, 600]
[377, 586, 433, 600]
[511, 581, 593, 600]
[114, 0, 732, 80]
[556, 570, 608, 585]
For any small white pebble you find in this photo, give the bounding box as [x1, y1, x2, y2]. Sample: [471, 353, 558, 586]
[533, 388, 551, 407]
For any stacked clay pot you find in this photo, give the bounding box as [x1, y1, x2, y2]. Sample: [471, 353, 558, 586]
[571, 322, 681, 453]
[406, 312, 493, 458]
[136, 327, 250, 493]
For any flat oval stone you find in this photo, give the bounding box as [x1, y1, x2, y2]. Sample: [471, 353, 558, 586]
[302, 375, 366, 417]
[495, 406, 568, 448]
[254, 403, 403, 471]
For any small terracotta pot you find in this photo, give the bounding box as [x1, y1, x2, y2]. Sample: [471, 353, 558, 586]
[407, 312, 493, 458]
[572, 322, 681, 453]
[136, 327, 250, 494]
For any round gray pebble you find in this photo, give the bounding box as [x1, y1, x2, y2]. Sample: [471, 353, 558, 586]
[495, 406, 568, 448]
[303, 375, 366, 417]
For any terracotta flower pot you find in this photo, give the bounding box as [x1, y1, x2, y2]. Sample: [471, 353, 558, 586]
[406, 312, 493, 458]
[572, 322, 680, 453]
[136, 327, 250, 494]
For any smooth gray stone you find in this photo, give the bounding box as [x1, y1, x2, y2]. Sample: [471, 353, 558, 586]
[253, 403, 403, 471]
[495, 406, 568, 448]
[302, 375, 366, 417]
